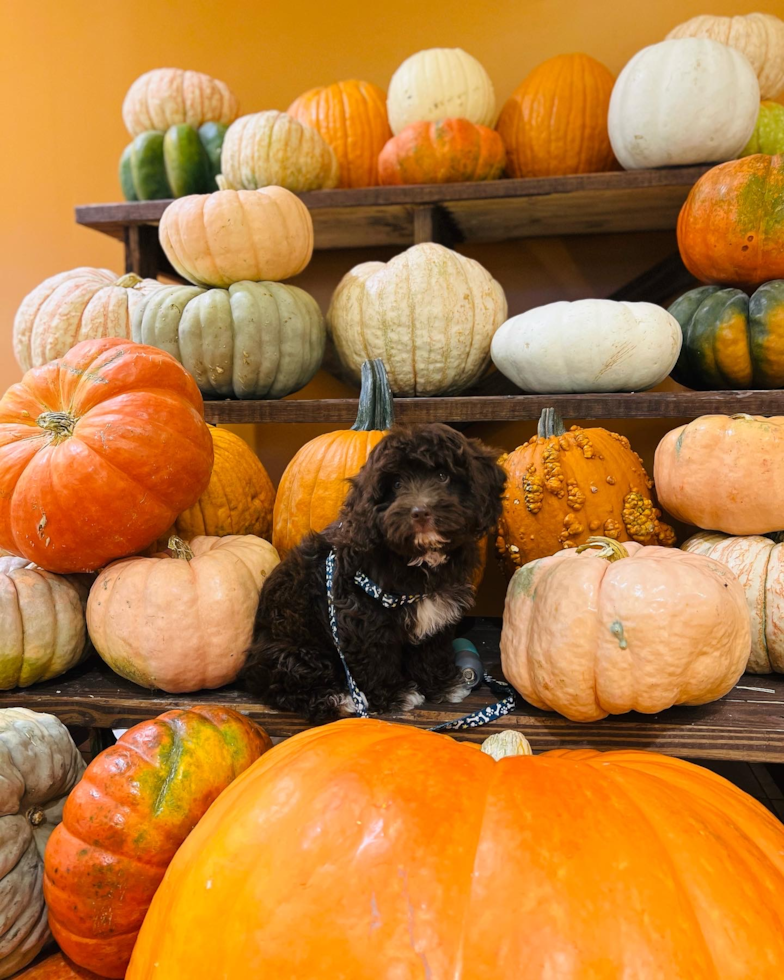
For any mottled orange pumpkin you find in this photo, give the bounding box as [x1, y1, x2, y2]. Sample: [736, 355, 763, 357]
[44, 706, 271, 979]
[677, 154, 784, 289]
[378, 118, 505, 185]
[496, 408, 675, 572]
[288, 79, 391, 188]
[496, 53, 618, 178]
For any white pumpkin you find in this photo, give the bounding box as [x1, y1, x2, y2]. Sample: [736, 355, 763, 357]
[219, 111, 339, 193]
[683, 531, 784, 674]
[0, 708, 84, 978]
[386, 48, 496, 135]
[667, 12, 784, 100]
[608, 38, 760, 170]
[327, 243, 507, 397]
[490, 299, 682, 394]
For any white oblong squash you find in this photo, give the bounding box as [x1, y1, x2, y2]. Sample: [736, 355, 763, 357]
[327, 243, 507, 396]
[122, 67, 238, 137]
[387, 48, 496, 135]
[133, 280, 325, 399]
[220, 111, 339, 192]
[667, 12, 784, 100]
[490, 299, 682, 394]
[608, 38, 760, 170]
[13, 268, 161, 371]
[683, 531, 784, 674]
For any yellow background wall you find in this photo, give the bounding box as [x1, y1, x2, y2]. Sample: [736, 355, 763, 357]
[0, 0, 772, 611]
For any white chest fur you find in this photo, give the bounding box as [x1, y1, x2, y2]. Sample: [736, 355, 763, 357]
[409, 593, 465, 641]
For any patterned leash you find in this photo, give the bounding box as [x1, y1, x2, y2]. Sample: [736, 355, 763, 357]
[325, 549, 516, 732]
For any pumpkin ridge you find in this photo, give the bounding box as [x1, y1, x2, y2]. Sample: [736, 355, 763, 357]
[4, 570, 24, 688]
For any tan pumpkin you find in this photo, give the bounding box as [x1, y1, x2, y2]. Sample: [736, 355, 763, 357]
[667, 13, 784, 100]
[496, 408, 675, 573]
[683, 531, 784, 674]
[327, 243, 507, 396]
[0, 708, 84, 978]
[158, 186, 314, 288]
[219, 111, 339, 192]
[122, 68, 238, 137]
[501, 537, 750, 722]
[87, 534, 279, 693]
[0, 557, 89, 688]
[13, 268, 161, 371]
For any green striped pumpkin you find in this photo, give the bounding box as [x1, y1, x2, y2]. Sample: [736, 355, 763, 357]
[119, 122, 226, 201]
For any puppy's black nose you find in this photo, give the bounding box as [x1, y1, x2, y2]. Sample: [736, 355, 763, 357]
[411, 506, 431, 523]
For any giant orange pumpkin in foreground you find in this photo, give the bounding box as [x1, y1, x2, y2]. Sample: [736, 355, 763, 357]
[44, 707, 271, 979]
[677, 154, 784, 289]
[0, 338, 213, 573]
[127, 719, 784, 978]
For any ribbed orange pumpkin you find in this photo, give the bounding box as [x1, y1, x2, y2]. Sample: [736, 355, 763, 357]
[16, 953, 101, 979]
[378, 118, 505, 185]
[44, 707, 271, 979]
[496, 53, 618, 178]
[287, 79, 391, 188]
[677, 154, 784, 289]
[127, 720, 784, 978]
[272, 360, 390, 557]
[496, 408, 675, 572]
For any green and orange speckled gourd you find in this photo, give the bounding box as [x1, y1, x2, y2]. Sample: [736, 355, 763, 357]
[496, 408, 675, 573]
[43, 707, 272, 979]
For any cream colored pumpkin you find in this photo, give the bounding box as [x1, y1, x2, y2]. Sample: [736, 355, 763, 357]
[501, 537, 750, 722]
[608, 38, 760, 169]
[13, 268, 161, 371]
[667, 12, 784, 100]
[220, 111, 339, 193]
[327, 243, 507, 396]
[87, 535, 279, 693]
[158, 186, 314, 288]
[683, 531, 784, 674]
[122, 67, 238, 137]
[133, 280, 325, 399]
[0, 557, 89, 688]
[491, 299, 681, 393]
[0, 708, 84, 978]
[387, 48, 496, 135]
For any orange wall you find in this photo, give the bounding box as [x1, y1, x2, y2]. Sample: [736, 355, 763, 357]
[0, 0, 773, 610]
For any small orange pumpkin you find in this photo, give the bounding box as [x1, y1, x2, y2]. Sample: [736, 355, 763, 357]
[15, 952, 102, 978]
[378, 118, 505, 185]
[496, 53, 618, 178]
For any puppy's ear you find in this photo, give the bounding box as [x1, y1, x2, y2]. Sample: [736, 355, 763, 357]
[466, 438, 507, 536]
[334, 438, 392, 550]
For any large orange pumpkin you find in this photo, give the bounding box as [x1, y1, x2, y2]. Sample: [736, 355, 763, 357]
[0, 338, 213, 573]
[677, 154, 784, 289]
[496, 53, 618, 178]
[287, 79, 391, 188]
[44, 706, 271, 979]
[378, 118, 505, 185]
[496, 408, 675, 573]
[127, 719, 784, 978]
[272, 359, 391, 557]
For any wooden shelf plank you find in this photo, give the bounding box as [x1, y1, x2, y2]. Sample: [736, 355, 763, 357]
[202, 390, 784, 424]
[75, 166, 711, 250]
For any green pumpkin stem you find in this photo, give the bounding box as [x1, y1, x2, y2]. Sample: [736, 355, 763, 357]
[537, 407, 566, 439]
[114, 273, 144, 289]
[36, 411, 77, 442]
[168, 536, 195, 561]
[575, 536, 629, 563]
[351, 359, 395, 432]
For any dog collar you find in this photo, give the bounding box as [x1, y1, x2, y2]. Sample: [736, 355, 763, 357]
[352, 568, 431, 608]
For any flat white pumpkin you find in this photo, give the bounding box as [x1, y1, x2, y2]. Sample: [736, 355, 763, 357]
[490, 299, 681, 394]
[327, 243, 507, 397]
[683, 531, 784, 674]
[608, 38, 760, 169]
[387, 48, 496, 135]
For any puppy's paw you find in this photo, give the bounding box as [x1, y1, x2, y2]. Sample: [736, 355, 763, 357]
[395, 686, 426, 712]
[442, 676, 473, 704]
[328, 691, 369, 717]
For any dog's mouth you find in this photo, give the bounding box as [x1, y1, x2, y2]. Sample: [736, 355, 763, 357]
[408, 529, 449, 567]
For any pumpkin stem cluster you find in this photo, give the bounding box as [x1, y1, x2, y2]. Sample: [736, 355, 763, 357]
[36, 411, 77, 441]
[575, 535, 630, 563]
[168, 536, 195, 561]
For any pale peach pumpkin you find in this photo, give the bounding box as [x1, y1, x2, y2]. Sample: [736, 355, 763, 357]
[654, 414, 784, 535]
[87, 535, 279, 692]
[122, 68, 238, 137]
[501, 537, 750, 722]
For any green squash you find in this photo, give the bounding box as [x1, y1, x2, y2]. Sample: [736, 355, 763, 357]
[669, 281, 784, 390]
[132, 280, 326, 399]
[741, 101, 784, 157]
[119, 122, 227, 201]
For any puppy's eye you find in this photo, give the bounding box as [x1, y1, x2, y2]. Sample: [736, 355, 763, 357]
[393, 480, 402, 490]
[438, 472, 449, 484]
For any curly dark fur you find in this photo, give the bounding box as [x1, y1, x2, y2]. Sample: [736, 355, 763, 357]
[241, 423, 506, 723]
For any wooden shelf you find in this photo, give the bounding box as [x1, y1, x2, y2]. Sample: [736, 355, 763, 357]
[203, 389, 784, 424]
[75, 166, 711, 256]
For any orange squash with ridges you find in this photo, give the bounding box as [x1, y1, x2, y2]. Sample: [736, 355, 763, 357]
[378, 118, 505, 185]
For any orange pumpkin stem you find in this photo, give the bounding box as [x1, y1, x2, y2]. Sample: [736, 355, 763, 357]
[168, 536, 195, 561]
[575, 535, 629, 563]
[26, 805, 46, 827]
[113, 273, 143, 289]
[36, 411, 77, 441]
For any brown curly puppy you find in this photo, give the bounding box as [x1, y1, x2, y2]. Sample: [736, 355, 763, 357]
[241, 423, 506, 723]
